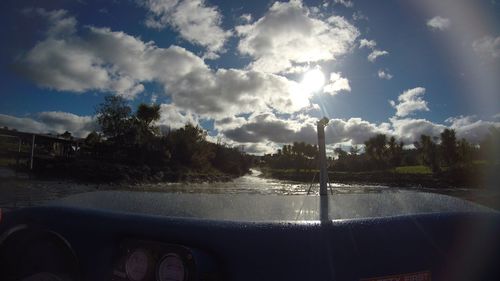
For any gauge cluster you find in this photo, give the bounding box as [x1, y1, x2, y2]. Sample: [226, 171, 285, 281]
[111, 239, 218, 281]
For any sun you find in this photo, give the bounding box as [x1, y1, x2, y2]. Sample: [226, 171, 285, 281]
[300, 68, 325, 94]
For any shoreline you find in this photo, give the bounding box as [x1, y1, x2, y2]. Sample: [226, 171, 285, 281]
[258, 168, 491, 189]
[3, 162, 241, 185]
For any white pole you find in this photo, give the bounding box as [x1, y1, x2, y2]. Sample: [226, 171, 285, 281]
[30, 134, 35, 170]
[317, 117, 329, 196]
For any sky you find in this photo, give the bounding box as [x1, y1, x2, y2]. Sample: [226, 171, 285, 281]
[0, 0, 499, 154]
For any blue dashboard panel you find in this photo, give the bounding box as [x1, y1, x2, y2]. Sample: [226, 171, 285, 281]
[1, 191, 500, 281]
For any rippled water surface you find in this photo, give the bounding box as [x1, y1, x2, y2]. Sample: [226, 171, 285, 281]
[140, 169, 395, 195]
[1, 169, 499, 210]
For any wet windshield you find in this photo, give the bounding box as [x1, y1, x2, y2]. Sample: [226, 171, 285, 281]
[0, 0, 499, 211]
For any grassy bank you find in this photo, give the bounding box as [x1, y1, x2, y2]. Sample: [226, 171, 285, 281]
[2, 158, 238, 184]
[260, 165, 494, 189]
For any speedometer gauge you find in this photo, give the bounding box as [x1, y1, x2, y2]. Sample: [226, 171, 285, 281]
[157, 253, 185, 281]
[125, 249, 150, 281]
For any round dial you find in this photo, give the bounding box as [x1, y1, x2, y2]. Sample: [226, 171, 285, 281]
[157, 253, 185, 281]
[125, 249, 149, 281]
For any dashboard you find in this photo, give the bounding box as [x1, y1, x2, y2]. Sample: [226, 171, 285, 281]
[111, 239, 217, 281]
[1, 191, 500, 281]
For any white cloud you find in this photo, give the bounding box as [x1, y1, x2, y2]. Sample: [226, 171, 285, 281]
[222, 113, 316, 144]
[326, 117, 390, 145]
[242, 142, 277, 155]
[446, 115, 500, 143]
[445, 115, 477, 128]
[221, 113, 388, 146]
[0, 112, 96, 138]
[426, 16, 451, 31]
[240, 13, 252, 23]
[157, 103, 198, 130]
[367, 49, 388, 62]
[8, 8, 500, 152]
[235, 0, 359, 73]
[472, 35, 500, 60]
[5, 109, 494, 152]
[378, 69, 393, 80]
[359, 38, 389, 62]
[390, 87, 429, 117]
[390, 117, 445, 144]
[207, 131, 279, 155]
[16, 9, 145, 97]
[323, 72, 351, 95]
[352, 10, 368, 21]
[24, 8, 77, 38]
[218, 111, 500, 153]
[333, 0, 354, 8]
[14, 21, 164, 98]
[168, 67, 309, 118]
[214, 116, 247, 131]
[359, 38, 376, 49]
[140, 0, 231, 58]
[15, 10, 311, 119]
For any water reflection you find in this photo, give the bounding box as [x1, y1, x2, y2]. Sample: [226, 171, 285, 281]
[132, 169, 500, 211]
[136, 169, 395, 196]
[2, 169, 499, 211]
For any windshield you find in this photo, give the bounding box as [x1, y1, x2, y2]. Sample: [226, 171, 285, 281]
[0, 0, 499, 213]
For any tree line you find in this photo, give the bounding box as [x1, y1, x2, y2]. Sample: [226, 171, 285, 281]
[80, 95, 252, 178]
[261, 142, 319, 171]
[262, 127, 500, 173]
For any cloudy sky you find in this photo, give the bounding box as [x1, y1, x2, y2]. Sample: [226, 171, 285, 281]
[1, 0, 499, 154]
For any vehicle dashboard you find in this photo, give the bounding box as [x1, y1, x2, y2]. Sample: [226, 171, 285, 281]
[1, 191, 500, 281]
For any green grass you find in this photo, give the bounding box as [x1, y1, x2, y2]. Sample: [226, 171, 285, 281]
[394, 165, 432, 174]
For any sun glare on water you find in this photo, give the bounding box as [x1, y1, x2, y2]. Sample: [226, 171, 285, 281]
[300, 68, 325, 94]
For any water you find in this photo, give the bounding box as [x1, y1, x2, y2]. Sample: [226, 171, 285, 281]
[137, 169, 394, 195]
[1, 169, 499, 210]
[136, 169, 500, 210]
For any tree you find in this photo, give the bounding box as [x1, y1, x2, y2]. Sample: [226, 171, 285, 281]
[84, 131, 101, 146]
[130, 103, 161, 145]
[96, 95, 132, 140]
[416, 134, 440, 173]
[349, 145, 360, 155]
[364, 134, 387, 162]
[440, 128, 458, 167]
[168, 124, 213, 170]
[136, 103, 161, 128]
[334, 147, 348, 160]
[60, 131, 72, 139]
[387, 136, 403, 167]
[457, 138, 473, 165]
[211, 143, 251, 176]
